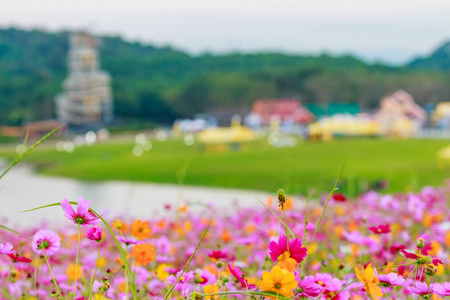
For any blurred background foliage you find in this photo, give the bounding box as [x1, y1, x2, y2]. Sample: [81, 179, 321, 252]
[0, 27, 449, 126]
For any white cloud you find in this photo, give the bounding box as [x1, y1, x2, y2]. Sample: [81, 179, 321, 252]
[1, 0, 449, 63]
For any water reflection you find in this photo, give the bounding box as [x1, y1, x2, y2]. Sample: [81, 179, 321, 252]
[0, 161, 268, 228]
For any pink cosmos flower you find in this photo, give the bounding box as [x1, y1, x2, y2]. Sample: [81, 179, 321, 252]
[0, 242, 15, 255]
[368, 224, 391, 234]
[61, 196, 100, 227]
[32, 229, 60, 256]
[116, 236, 143, 246]
[375, 271, 405, 287]
[433, 282, 450, 296]
[268, 235, 307, 263]
[228, 263, 255, 289]
[86, 227, 104, 243]
[408, 282, 435, 297]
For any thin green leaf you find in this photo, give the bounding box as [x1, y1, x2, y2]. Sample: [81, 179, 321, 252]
[255, 197, 295, 239]
[164, 223, 210, 300]
[0, 125, 64, 181]
[0, 225, 31, 241]
[329, 278, 357, 300]
[310, 163, 345, 246]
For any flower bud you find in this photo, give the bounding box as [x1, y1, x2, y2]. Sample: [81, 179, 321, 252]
[190, 292, 202, 300]
[417, 256, 432, 265]
[216, 261, 223, 268]
[425, 264, 438, 276]
[416, 238, 426, 249]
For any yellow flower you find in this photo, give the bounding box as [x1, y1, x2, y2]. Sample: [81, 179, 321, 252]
[354, 263, 383, 300]
[156, 263, 170, 281]
[258, 266, 298, 298]
[204, 285, 219, 300]
[66, 264, 83, 281]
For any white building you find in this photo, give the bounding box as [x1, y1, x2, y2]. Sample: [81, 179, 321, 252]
[56, 32, 113, 126]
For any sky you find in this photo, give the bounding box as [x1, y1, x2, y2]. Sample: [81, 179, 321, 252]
[1, 0, 450, 64]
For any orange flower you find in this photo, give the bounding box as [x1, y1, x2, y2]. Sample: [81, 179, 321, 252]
[66, 264, 83, 281]
[204, 285, 219, 300]
[354, 263, 383, 300]
[221, 230, 233, 243]
[277, 252, 297, 272]
[131, 243, 155, 265]
[130, 220, 152, 240]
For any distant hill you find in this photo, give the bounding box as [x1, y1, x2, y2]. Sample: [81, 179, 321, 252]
[1, 27, 449, 126]
[408, 41, 450, 71]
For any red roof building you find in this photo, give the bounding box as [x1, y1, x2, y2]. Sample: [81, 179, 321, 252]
[251, 99, 314, 125]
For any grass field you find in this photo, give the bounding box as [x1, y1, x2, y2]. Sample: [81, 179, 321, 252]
[1, 137, 450, 196]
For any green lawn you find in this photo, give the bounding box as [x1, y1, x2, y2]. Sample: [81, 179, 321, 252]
[1, 137, 450, 195]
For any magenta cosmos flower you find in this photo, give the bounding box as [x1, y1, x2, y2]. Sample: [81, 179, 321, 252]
[269, 235, 307, 263]
[228, 263, 256, 289]
[32, 229, 60, 256]
[0, 242, 15, 255]
[86, 227, 104, 242]
[368, 224, 391, 234]
[61, 196, 100, 226]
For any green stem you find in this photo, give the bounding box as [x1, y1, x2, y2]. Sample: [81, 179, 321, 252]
[329, 278, 357, 300]
[384, 287, 391, 300]
[124, 246, 129, 300]
[399, 266, 416, 300]
[3, 265, 13, 297]
[42, 249, 63, 299]
[376, 262, 416, 269]
[74, 224, 80, 300]
[283, 208, 289, 253]
[86, 243, 101, 300]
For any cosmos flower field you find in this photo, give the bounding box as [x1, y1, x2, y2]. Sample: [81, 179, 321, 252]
[2, 185, 450, 300]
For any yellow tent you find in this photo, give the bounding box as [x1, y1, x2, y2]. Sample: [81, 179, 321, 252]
[432, 102, 450, 124]
[197, 126, 257, 144]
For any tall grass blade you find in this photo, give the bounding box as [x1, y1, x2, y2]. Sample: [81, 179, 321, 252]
[0, 125, 64, 181]
[164, 223, 210, 300]
[310, 163, 345, 246]
[0, 225, 31, 241]
[255, 197, 295, 238]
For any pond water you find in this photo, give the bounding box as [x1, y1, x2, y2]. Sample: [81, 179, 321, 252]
[0, 161, 269, 228]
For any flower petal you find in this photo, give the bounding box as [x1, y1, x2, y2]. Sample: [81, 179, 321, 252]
[61, 198, 77, 220]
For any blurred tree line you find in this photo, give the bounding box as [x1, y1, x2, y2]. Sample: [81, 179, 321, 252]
[0, 27, 449, 126]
